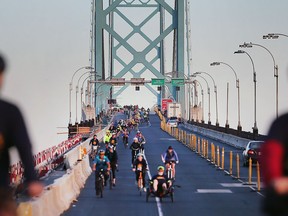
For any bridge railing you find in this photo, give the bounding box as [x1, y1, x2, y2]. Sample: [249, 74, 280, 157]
[16, 113, 115, 216]
[157, 111, 262, 192]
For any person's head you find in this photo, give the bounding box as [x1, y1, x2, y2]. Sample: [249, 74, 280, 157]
[168, 146, 173, 153]
[112, 133, 116, 137]
[157, 166, 165, 175]
[137, 130, 141, 134]
[106, 130, 110, 135]
[93, 135, 97, 139]
[136, 153, 143, 161]
[0, 54, 6, 90]
[99, 149, 105, 158]
[133, 137, 138, 143]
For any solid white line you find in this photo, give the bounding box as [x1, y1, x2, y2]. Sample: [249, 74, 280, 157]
[143, 154, 164, 216]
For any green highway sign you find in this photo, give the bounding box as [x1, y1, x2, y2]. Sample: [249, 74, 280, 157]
[151, 78, 165, 86]
[171, 78, 185, 86]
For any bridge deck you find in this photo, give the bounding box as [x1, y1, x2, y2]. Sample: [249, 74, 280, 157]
[62, 114, 263, 216]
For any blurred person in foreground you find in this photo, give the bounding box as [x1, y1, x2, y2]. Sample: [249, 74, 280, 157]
[0, 53, 43, 215]
[261, 113, 288, 216]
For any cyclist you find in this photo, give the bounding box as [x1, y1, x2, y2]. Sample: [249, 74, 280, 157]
[104, 130, 112, 145]
[108, 124, 116, 134]
[161, 146, 179, 179]
[109, 133, 118, 150]
[132, 153, 148, 192]
[89, 134, 99, 158]
[92, 150, 111, 195]
[151, 166, 171, 194]
[130, 137, 141, 166]
[105, 145, 118, 187]
[137, 131, 146, 150]
[122, 127, 129, 147]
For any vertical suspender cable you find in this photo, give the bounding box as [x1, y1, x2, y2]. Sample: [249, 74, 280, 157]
[185, 0, 193, 121]
[109, 0, 113, 106]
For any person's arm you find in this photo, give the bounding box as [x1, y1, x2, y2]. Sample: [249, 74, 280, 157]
[107, 161, 111, 170]
[11, 105, 43, 196]
[161, 152, 166, 163]
[174, 150, 179, 163]
[144, 160, 148, 170]
[261, 140, 283, 186]
[93, 163, 97, 171]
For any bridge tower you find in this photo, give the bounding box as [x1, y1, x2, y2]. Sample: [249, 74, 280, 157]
[93, 0, 185, 114]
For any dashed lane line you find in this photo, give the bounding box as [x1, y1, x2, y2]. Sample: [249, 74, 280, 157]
[196, 189, 233, 193]
[143, 154, 164, 216]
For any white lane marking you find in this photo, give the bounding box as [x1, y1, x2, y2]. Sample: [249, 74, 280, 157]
[196, 189, 233, 193]
[143, 154, 164, 216]
[159, 138, 177, 141]
[220, 183, 253, 187]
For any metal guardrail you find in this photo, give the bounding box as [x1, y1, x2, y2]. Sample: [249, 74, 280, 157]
[186, 120, 267, 141]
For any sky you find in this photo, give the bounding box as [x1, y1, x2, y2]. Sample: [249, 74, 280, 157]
[1, 0, 288, 156]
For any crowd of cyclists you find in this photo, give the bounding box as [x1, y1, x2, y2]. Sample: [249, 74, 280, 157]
[89, 106, 180, 198]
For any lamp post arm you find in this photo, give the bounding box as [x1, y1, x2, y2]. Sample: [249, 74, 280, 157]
[218, 62, 238, 88]
[251, 43, 276, 67]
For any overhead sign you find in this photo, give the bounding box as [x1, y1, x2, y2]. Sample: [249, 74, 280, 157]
[171, 78, 185, 86]
[131, 78, 145, 86]
[151, 78, 165, 86]
[108, 99, 117, 104]
[111, 78, 125, 86]
[161, 98, 173, 111]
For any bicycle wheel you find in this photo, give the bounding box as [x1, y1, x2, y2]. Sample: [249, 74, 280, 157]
[170, 191, 174, 203]
[146, 188, 150, 202]
[109, 170, 113, 190]
[138, 178, 143, 196]
[99, 176, 104, 198]
[167, 168, 172, 180]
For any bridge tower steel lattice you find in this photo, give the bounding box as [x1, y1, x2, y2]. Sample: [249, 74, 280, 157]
[94, 0, 185, 113]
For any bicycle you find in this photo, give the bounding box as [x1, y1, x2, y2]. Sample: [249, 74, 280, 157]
[90, 146, 99, 160]
[95, 169, 105, 198]
[108, 169, 113, 190]
[122, 134, 129, 149]
[166, 161, 176, 180]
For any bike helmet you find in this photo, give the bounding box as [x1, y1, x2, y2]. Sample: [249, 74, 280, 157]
[137, 130, 141, 134]
[136, 153, 144, 158]
[133, 137, 138, 141]
[157, 166, 165, 171]
[99, 149, 105, 155]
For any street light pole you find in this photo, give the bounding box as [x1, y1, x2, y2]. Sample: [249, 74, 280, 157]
[195, 75, 211, 125]
[69, 66, 93, 124]
[81, 75, 94, 121]
[210, 62, 241, 131]
[194, 72, 219, 127]
[75, 71, 94, 123]
[239, 42, 278, 118]
[234, 50, 258, 135]
[194, 80, 204, 123]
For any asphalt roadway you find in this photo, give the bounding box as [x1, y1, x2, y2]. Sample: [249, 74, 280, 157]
[62, 113, 264, 216]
